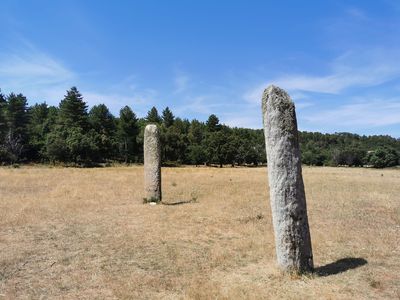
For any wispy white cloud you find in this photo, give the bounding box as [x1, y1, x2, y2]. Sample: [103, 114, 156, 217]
[244, 48, 400, 104]
[345, 7, 368, 20]
[222, 114, 262, 129]
[238, 6, 400, 134]
[304, 98, 400, 128]
[224, 96, 400, 132]
[0, 53, 73, 80]
[173, 70, 190, 94]
[0, 44, 75, 102]
[0, 42, 158, 115]
[244, 85, 314, 113]
[83, 89, 158, 116]
[173, 95, 226, 116]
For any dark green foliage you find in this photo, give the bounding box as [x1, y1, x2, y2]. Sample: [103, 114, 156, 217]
[331, 147, 366, 167]
[45, 128, 69, 162]
[299, 132, 400, 168]
[187, 144, 206, 165]
[188, 119, 204, 144]
[45, 87, 98, 165]
[302, 150, 326, 166]
[365, 147, 398, 168]
[161, 125, 185, 162]
[162, 107, 175, 127]
[231, 128, 266, 166]
[65, 128, 100, 164]
[6, 93, 30, 138]
[89, 104, 117, 160]
[0, 91, 7, 141]
[186, 119, 206, 165]
[28, 103, 51, 161]
[89, 104, 116, 135]
[46, 127, 100, 164]
[0, 86, 399, 168]
[0, 92, 8, 162]
[117, 106, 139, 163]
[58, 87, 88, 129]
[0, 93, 30, 162]
[206, 114, 220, 132]
[204, 127, 230, 167]
[146, 106, 162, 124]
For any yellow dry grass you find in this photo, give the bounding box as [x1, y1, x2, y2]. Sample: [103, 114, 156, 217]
[0, 166, 399, 299]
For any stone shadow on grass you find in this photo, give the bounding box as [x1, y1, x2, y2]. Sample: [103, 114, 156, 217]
[315, 257, 368, 277]
[161, 200, 197, 206]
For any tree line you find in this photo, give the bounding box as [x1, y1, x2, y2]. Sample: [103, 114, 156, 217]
[0, 87, 399, 168]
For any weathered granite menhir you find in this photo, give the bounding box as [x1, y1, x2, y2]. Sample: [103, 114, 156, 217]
[262, 85, 313, 273]
[144, 124, 162, 202]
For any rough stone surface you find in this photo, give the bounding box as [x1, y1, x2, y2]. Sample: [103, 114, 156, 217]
[144, 124, 161, 201]
[262, 85, 313, 273]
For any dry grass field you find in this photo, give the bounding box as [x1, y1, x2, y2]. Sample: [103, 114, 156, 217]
[0, 166, 399, 299]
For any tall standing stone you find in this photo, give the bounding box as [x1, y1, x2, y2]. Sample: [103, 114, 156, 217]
[262, 85, 313, 273]
[144, 124, 162, 202]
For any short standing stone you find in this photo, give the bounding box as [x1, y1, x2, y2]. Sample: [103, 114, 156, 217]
[144, 124, 161, 202]
[262, 85, 313, 273]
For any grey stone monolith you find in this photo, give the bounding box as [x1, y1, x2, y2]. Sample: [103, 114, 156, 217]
[144, 124, 161, 202]
[262, 85, 313, 273]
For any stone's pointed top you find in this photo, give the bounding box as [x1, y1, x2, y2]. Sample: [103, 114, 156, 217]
[263, 85, 292, 102]
[264, 84, 280, 93]
[145, 124, 159, 133]
[262, 85, 294, 113]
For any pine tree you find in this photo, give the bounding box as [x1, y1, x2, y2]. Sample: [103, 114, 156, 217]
[146, 106, 162, 124]
[3, 93, 30, 161]
[162, 107, 175, 127]
[89, 104, 116, 136]
[117, 106, 139, 163]
[6, 93, 30, 138]
[89, 104, 116, 160]
[188, 119, 204, 145]
[58, 87, 88, 129]
[28, 102, 50, 161]
[204, 129, 227, 167]
[46, 87, 97, 165]
[0, 91, 7, 141]
[206, 114, 220, 132]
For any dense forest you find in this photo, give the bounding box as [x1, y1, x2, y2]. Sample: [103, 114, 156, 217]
[0, 87, 399, 168]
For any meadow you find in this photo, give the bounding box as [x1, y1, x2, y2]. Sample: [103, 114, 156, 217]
[0, 166, 399, 299]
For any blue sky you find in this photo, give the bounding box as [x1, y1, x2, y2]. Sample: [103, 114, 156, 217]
[1, 0, 400, 137]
